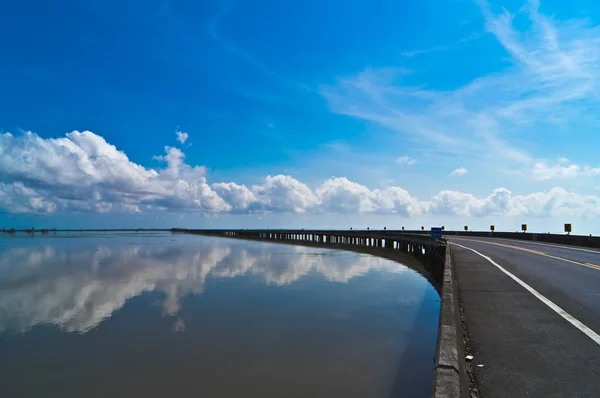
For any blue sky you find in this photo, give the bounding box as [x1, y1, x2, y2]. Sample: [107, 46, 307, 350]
[2, 0, 600, 233]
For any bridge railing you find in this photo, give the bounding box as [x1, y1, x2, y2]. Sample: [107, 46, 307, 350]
[441, 230, 600, 249]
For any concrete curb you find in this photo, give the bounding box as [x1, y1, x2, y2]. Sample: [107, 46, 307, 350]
[431, 245, 469, 398]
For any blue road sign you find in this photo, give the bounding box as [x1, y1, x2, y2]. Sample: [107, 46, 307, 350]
[431, 227, 443, 239]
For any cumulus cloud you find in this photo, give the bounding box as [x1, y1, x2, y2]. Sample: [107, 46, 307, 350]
[212, 182, 260, 212]
[425, 187, 600, 218]
[252, 175, 319, 213]
[0, 239, 406, 333]
[1, 130, 600, 218]
[510, 187, 600, 217]
[176, 131, 189, 144]
[450, 167, 468, 177]
[426, 188, 512, 217]
[395, 156, 416, 165]
[316, 177, 422, 216]
[0, 131, 228, 214]
[0, 182, 57, 214]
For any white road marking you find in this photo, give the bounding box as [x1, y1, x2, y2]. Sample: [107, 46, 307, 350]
[451, 236, 600, 255]
[451, 241, 600, 346]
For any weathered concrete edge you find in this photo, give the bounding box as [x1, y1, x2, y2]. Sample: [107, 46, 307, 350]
[431, 245, 469, 398]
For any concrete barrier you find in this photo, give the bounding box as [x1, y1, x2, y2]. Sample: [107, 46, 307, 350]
[425, 230, 600, 249]
[309, 229, 600, 250]
[431, 245, 469, 398]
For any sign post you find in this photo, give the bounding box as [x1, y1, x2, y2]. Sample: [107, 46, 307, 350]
[431, 227, 443, 239]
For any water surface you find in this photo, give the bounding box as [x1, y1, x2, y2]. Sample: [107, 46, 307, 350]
[0, 232, 439, 397]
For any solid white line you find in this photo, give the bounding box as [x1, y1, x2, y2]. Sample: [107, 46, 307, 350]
[452, 236, 600, 255]
[451, 242, 600, 346]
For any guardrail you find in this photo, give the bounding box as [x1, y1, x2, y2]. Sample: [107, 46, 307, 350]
[441, 230, 600, 249]
[218, 228, 600, 249]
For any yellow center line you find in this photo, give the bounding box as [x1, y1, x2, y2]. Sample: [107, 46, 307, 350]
[451, 237, 600, 272]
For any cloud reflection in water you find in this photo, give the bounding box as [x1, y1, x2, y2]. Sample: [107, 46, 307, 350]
[0, 237, 409, 333]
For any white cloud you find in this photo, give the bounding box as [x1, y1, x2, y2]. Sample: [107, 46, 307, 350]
[212, 182, 259, 212]
[532, 162, 580, 180]
[1, 130, 600, 219]
[424, 186, 600, 218]
[316, 177, 422, 216]
[213, 176, 320, 214]
[0, 182, 57, 214]
[252, 175, 319, 213]
[395, 156, 416, 165]
[175, 131, 189, 144]
[532, 161, 600, 180]
[450, 167, 468, 177]
[509, 187, 600, 217]
[426, 188, 512, 217]
[585, 166, 600, 177]
[0, 131, 228, 214]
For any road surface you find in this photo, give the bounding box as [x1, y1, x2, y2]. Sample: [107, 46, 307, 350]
[449, 236, 600, 398]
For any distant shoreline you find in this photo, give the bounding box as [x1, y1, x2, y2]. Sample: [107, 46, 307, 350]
[1, 228, 171, 234]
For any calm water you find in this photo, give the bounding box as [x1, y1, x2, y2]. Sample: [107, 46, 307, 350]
[0, 232, 439, 398]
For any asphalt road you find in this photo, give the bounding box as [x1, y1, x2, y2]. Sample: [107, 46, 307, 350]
[449, 236, 600, 398]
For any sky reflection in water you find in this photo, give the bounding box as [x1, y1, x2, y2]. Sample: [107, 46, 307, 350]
[0, 232, 439, 398]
